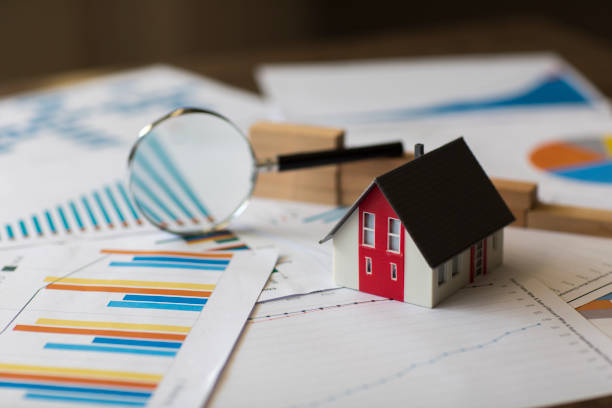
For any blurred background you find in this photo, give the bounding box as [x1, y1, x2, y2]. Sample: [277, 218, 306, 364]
[0, 0, 611, 94]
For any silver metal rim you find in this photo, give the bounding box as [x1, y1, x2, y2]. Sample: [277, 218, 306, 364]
[126, 107, 259, 236]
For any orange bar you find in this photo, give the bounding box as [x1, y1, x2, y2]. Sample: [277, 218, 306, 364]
[0, 371, 156, 389]
[100, 249, 232, 259]
[13, 325, 187, 341]
[45, 284, 211, 298]
[576, 299, 612, 312]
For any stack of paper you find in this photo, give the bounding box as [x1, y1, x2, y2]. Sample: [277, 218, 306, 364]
[2, 60, 612, 407]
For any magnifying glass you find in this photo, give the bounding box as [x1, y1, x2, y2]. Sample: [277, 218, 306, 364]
[127, 107, 403, 236]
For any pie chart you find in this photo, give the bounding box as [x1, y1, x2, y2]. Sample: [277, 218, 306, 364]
[529, 135, 612, 183]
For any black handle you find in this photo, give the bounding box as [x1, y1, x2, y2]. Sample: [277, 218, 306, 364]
[277, 141, 404, 171]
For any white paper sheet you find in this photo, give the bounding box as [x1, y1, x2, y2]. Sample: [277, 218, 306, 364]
[505, 227, 612, 307]
[209, 273, 612, 408]
[0, 65, 267, 247]
[0, 240, 277, 407]
[257, 53, 612, 210]
[95, 198, 339, 302]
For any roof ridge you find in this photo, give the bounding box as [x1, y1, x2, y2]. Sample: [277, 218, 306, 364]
[374, 137, 465, 183]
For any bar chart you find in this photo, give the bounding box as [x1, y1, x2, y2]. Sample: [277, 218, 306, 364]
[0, 181, 152, 247]
[0, 246, 233, 406]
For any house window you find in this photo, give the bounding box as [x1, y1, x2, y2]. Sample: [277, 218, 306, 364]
[387, 218, 401, 253]
[365, 257, 372, 275]
[492, 233, 498, 250]
[451, 256, 459, 277]
[362, 212, 375, 247]
[390, 263, 397, 281]
[437, 265, 445, 286]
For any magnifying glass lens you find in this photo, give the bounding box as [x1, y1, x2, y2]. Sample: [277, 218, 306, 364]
[128, 110, 256, 235]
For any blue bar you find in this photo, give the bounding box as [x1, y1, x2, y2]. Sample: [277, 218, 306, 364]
[598, 293, 612, 300]
[148, 135, 211, 218]
[18, 219, 28, 238]
[56, 206, 71, 232]
[0, 381, 151, 398]
[44, 343, 176, 357]
[132, 256, 229, 265]
[31, 215, 43, 236]
[44, 210, 57, 233]
[69, 200, 85, 230]
[184, 230, 233, 242]
[322, 208, 348, 223]
[25, 393, 147, 407]
[131, 175, 180, 223]
[123, 294, 208, 305]
[81, 196, 99, 228]
[134, 198, 164, 225]
[134, 154, 195, 220]
[94, 191, 113, 226]
[5, 224, 14, 240]
[93, 337, 182, 349]
[108, 301, 203, 312]
[105, 186, 126, 225]
[303, 207, 347, 223]
[117, 182, 140, 222]
[109, 261, 225, 271]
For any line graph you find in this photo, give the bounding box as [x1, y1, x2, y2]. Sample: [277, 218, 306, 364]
[248, 297, 391, 323]
[297, 323, 543, 408]
[210, 277, 612, 408]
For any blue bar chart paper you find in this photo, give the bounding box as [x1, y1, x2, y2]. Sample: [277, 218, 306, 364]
[0, 242, 277, 407]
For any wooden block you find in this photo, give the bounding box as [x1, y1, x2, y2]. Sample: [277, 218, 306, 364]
[491, 178, 538, 210]
[527, 203, 612, 238]
[340, 154, 412, 205]
[250, 121, 344, 205]
[509, 209, 527, 227]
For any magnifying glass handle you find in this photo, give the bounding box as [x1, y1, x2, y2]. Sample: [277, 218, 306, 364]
[271, 141, 404, 172]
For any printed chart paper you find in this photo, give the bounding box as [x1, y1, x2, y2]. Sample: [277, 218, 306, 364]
[0, 242, 277, 407]
[0, 65, 266, 247]
[102, 197, 339, 302]
[209, 274, 612, 408]
[258, 53, 608, 121]
[258, 53, 612, 210]
[577, 290, 612, 340]
[505, 227, 612, 307]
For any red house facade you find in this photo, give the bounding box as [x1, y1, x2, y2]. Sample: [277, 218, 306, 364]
[358, 186, 405, 301]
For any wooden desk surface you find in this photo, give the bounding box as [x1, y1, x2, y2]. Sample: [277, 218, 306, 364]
[0, 17, 610, 408]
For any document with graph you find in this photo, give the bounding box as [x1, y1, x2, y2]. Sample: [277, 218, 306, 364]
[0, 242, 277, 407]
[209, 272, 612, 408]
[258, 53, 612, 210]
[0, 64, 266, 247]
[505, 227, 612, 307]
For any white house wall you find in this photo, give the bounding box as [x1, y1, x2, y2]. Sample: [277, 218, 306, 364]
[403, 231, 433, 307]
[431, 248, 471, 307]
[487, 229, 504, 271]
[332, 209, 359, 290]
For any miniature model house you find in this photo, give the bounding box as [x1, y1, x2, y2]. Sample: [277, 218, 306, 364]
[320, 138, 515, 308]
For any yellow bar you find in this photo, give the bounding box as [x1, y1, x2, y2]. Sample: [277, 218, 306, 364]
[35, 318, 191, 333]
[44, 276, 216, 291]
[604, 135, 612, 155]
[0, 363, 162, 382]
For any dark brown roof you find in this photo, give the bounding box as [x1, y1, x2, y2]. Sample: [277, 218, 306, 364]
[320, 138, 515, 268]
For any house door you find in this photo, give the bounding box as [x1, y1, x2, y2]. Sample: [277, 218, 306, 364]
[470, 239, 487, 283]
